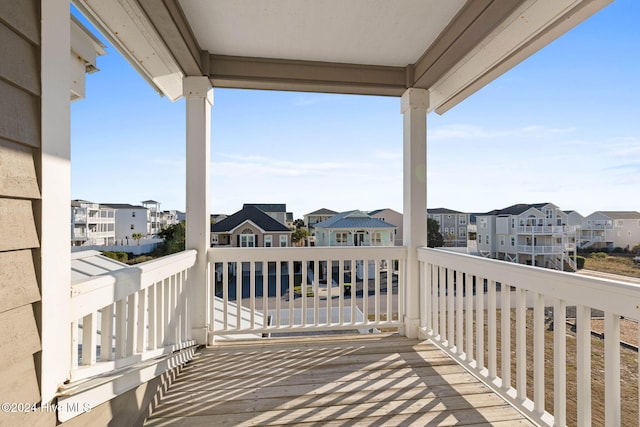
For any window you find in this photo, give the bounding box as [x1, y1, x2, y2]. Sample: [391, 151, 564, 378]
[130, 224, 134, 230]
[336, 232, 348, 244]
[264, 235, 272, 247]
[212, 234, 219, 245]
[372, 232, 382, 245]
[458, 228, 466, 237]
[479, 218, 487, 228]
[485, 235, 489, 244]
[511, 218, 515, 229]
[459, 217, 467, 225]
[279, 235, 287, 247]
[478, 234, 482, 243]
[132, 212, 136, 217]
[240, 228, 255, 247]
[511, 237, 515, 246]
[500, 236, 505, 246]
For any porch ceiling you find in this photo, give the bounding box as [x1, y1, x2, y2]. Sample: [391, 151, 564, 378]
[74, 0, 613, 111]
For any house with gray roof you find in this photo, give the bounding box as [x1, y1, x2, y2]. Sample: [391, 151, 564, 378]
[243, 203, 292, 226]
[369, 208, 403, 246]
[476, 202, 578, 271]
[314, 210, 396, 247]
[580, 211, 640, 250]
[427, 208, 470, 247]
[303, 208, 338, 235]
[211, 205, 292, 247]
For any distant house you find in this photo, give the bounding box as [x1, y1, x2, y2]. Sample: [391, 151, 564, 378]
[243, 203, 292, 226]
[369, 208, 403, 246]
[142, 200, 162, 235]
[476, 202, 577, 270]
[427, 208, 470, 247]
[211, 205, 293, 247]
[580, 211, 640, 250]
[304, 208, 338, 234]
[314, 210, 396, 247]
[70, 200, 116, 246]
[102, 203, 149, 242]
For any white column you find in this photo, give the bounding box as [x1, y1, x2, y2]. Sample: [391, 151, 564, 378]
[401, 88, 428, 338]
[184, 76, 212, 344]
[39, 0, 71, 403]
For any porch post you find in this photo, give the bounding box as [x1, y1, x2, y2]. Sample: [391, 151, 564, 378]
[184, 76, 212, 344]
[401, 88, 428, 338]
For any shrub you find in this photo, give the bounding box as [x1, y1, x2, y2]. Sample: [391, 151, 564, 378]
[102, 251, 129, 262]
[575, 256, 586, 269]
[591, 252, 608, 259]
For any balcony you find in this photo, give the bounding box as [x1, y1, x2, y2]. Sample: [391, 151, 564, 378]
[60, 245, 639, 426]
[517, 225, 570, 234]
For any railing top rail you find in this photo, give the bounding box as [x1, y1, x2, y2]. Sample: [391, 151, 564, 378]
[418, 247, 640, 319]
[70, 249, 197, 320]
[208, 245, 407, 262]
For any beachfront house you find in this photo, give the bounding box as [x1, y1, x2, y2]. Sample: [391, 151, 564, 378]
[1, 1, 631, 426]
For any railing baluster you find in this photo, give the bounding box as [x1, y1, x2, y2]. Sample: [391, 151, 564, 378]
[327, 260, 332, 325]
[250, 262, 256, 329]
[126, 293, 137, 356]
[464, 273, 473, 361]
[576, 304, 591, 426]
[386, 258, 392, 326]
[262, 262, 268, 328]
[553, 298, 566, 426]
[313, 259, 319, 327]
[148, 284, 156, 350]
[222, 262, 228, 330]
[431, 265, 438, 338]
[115, 299, 126, 359]
[455, 270, 463, 355]
[100, 304, 113, 361]
[163, 278, 171, 345]
[447, 269, 454, 348]
[439, 266, 446, 343]
[487, 280, 497, 380]
[236, 263, 242, 331]
[604, 311, 621, 427]
[301, 259, 307, 327]
[374, 259, 380, 324]
[338, 259, 345, 326]
[475, 276, 484, 371]
[421, 261, 428, 331]
[289, 260, 294, 328]
[533, 292, 545, 417]
[501, 283, 511, 390]
[136, 289, 147, 353]
[350, 259, 356, 326]
[276, 261, 282, 328]
[156, 280, 165, 347]
[516, 288, 526, 400]
[362, 259, 368, 325]
[82, 312, 97, 365]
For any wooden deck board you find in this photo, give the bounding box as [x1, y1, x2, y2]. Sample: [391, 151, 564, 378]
[145, 334, 534, 426]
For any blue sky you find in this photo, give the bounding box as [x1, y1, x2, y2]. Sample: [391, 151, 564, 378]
[71, 0, 640, 219]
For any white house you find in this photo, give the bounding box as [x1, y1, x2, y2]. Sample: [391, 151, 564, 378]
[102, 203, 149, 242]
[314, 210, 396, 247]
[580, 211, 640, 251]
[70, 200, 115, 246]
[142, 199, 162, 235]
[476, 203, 578, 271]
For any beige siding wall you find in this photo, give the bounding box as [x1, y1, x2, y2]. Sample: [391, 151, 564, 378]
[0, 1, 54, 425]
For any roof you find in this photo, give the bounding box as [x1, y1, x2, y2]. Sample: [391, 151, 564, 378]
[71, 250, 128, 282]
[212, 205, 291, 233]
[243, 203, 287, 213]
[75, 1, 609, 110]
[428, 208, 466, 214]
[314, 210, 396, 230]
[305, 208, 338, 216]
[102, 203, 147, 209]
[483, 203, 538, 216]
[592, 211, 640, 220]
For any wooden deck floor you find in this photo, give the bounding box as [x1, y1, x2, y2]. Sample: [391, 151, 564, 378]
[144, 334, 534, 426]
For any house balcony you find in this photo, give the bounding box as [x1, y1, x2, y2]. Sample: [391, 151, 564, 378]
[61, 245, 638, 426]
[517, 225, 570, 234]
[516, 244, 574, 255]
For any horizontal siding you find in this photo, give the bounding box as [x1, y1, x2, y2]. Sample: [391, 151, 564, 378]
[0, 22, 40, 96]
[0, 304, 41, 369]
[0, 198, 39, 252]
[0, 250, 40, 314]
[0, 138, 40, 199]
[0, 0, 40, 45]
[0, 78, 40, 147]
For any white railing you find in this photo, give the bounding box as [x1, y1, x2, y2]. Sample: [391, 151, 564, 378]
[208, 246, 406, 336]
[517, 244, 565, 254]
[518, 225, 567, 234]
[418, 247, 640, 426]
[68, 250, 197, 381]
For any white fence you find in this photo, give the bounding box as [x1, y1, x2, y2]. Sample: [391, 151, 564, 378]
[61, 250, 197, 421]
[418, 247, 640, 426]
[208, 246, 406, 336]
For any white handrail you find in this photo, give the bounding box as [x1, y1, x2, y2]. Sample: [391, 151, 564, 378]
[208, 246, 406, 336]
[418, 247, 640, 426]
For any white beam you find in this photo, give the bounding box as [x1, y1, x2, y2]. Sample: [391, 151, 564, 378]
[401, 88, 428, 338]
[184, 76, 212, 344]
[40, 0, 71, 403]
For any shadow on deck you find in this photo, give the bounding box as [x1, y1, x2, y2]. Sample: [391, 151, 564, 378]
[144, 334, 534, 426]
